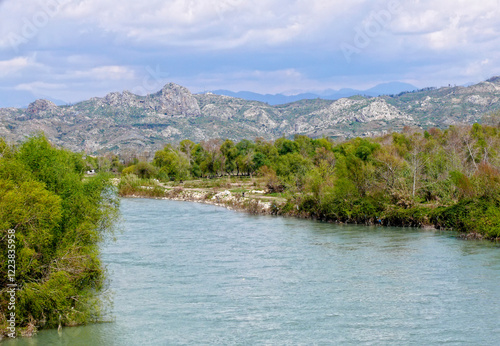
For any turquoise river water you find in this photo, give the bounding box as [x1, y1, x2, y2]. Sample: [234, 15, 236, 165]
[5, 198, 500, 345]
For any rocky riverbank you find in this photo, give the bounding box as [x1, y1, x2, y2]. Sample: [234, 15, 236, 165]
[117, 177, 499, 242]
[122, 187, 277, 215]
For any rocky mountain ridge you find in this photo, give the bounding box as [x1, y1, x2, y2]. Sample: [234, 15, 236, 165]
[1, 78, 500, 154]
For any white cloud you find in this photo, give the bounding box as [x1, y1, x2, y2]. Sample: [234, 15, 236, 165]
[4, 0, 498, 55]
[66, 65, 137, 81]
[14, 81, 67, 92]
[391, 0, 500, 50]
[0, 57, 30, 76]
[391, 10, 445, 35]
[49, 0, 367, 49]
[1, 0, 499, 53]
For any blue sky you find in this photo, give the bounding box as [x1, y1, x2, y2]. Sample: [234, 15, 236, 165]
[1, 0, 500, 105]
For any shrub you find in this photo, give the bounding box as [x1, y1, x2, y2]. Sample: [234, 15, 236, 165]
[118, 174, 165, 198]
[431, 198, 500, 239]
[259, 166, 284, 193]
[383, 206, 431, 227]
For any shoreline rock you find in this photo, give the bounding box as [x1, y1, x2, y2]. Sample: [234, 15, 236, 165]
[123, 189, 274, 215]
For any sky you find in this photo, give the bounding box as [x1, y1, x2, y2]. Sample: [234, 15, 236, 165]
[1, 0, 500, 105]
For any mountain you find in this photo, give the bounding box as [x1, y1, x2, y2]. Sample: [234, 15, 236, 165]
[210, 82, 418, 105]
[364, 82, 418, 96]
[209, 90, 320, 105]
[1, 79, 499, 154]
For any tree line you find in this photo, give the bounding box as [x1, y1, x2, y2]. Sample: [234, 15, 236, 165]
[119, 122, 500, 239]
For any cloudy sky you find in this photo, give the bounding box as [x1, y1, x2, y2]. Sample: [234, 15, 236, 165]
[1, 0, 500, 106]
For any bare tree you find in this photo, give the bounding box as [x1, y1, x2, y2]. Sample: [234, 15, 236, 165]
[373, 144, 405, 192]
[201, 139, 224, 177]
[407, 133, 429, 197]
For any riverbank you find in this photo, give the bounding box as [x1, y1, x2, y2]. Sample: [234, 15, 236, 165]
[117, 176, 279, 215]
[116, 176, 499, 241]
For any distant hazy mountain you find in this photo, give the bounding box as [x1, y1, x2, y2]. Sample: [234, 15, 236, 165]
[210, 82, 418, 105]
[0, 82, 418, 108]
[1, 78, 499, 154]
[208, 90, 320, 105]
[363, 82, 418, 96]
[0, 89, 67, 108]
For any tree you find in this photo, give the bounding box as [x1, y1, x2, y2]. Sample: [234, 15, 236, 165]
[252, 152, 268, 172]
[179, 139, 195, 163]
[332, 138, 380, 197]
[406, 133, 429, 198]
[190, 144, 207, 178]
[0, 135, 119, 335]
[373, 144, 405, 192]
[275, 137, 299, 156]
[220, 140, 238, 175]
[200, 139, 224, 177]
[153, 145, 190, 180]
[294, 135, 315, 157]
[235, 139, 255, 156]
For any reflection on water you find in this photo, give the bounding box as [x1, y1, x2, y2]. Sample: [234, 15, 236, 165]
[5, 198, 500, 345]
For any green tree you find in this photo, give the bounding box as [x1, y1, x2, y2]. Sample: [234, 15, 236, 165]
[0, 135, 119, 335]
[220, 140, 238, 175]
[275, 137, 299, 156]
[153, 145, 190, 180]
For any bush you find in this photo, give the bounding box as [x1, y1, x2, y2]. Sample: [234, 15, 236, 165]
[121, 162, 158, 179]
[432, 198, 500, 239]
[383, 206, 432, 227]
[118, 174, 165, 198]
[259, 166, 284, 193]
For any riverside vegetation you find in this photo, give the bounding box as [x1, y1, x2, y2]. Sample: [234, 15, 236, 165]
[1, 119, 499, 338]
[117, 121, 500, 240]
[0, 136, 119, 338]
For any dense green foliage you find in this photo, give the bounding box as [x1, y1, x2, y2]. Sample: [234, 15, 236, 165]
[136, 123, 500, 239]
[0, 136, 119, 336]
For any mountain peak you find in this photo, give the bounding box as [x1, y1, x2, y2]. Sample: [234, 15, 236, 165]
[27, 99, 58, 113]
[154, 83, 200, 117]
[486, 76, 500, 84]
[25, 99, 61, 119]
[161, 83, 189, 93]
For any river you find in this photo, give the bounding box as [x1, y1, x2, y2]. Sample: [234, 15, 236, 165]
[5, 198, 500, 345]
